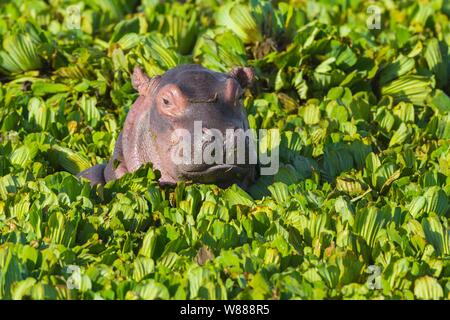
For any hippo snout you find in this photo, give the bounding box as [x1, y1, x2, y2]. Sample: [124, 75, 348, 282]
[171, 124, 257, 188]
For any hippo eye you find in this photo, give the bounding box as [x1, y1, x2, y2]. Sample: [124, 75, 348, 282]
[162, 98, 170, 105]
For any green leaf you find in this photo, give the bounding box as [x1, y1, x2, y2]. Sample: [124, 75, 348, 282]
[354, 207, 388, 248]
[223, 185, 254, 207]
[431, 90, 450, 114]
[389, 123, 410, 147]
[424, 38, 448, 88]
[422, 215, 449, 256]
[381, 76, 432, 106]
[80, 94, 101, 127]
[414, 276, 444, 300]
[48, 145, 90, 174]
[31, 82, 70, 96]
[216, 3, 263, 44]
[0, 29, 43, 74]
[378, 55, 415, 86]
[268, 182, 290, 204]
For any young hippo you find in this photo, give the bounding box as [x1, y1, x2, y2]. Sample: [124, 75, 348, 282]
[78, 64, 257, 188]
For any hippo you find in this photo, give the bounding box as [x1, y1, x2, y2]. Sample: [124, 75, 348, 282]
[78, 64, 257, 188]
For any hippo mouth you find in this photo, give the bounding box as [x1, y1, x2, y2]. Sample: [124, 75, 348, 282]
[178, 164, 255, 186]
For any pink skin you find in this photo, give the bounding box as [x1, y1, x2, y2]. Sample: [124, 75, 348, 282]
[78, 64, 255, 187]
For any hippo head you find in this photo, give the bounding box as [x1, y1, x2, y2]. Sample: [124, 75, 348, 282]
[122, 64, 257, 188]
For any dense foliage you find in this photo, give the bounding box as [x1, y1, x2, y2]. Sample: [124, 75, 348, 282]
[0, 0, 449, 300]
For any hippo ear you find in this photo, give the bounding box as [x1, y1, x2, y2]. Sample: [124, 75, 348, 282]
[228, 67, 255, 88]
[132, 66, 160, 96]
